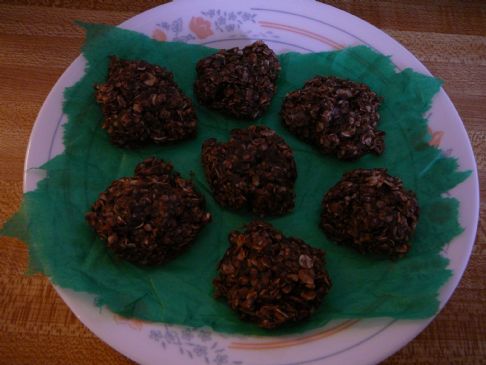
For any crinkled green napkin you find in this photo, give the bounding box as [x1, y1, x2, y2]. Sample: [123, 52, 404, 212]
[1, 23, 470, 335]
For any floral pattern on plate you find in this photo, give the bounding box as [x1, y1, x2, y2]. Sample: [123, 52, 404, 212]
[152, 9, 280, 42]
[149, 326, 242, 365]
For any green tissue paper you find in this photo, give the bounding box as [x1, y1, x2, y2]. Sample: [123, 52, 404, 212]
[1, 23, 470, 335]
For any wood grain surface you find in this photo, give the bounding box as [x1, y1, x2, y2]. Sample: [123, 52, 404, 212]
[0, 1, 484, 364]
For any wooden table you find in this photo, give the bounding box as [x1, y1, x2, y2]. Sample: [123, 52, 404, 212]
[0, 1, 484, 364]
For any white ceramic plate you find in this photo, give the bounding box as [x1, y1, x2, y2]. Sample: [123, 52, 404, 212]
[24, 1, 479, 364]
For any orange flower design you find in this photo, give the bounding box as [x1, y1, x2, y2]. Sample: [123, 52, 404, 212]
[428, 127, 444, 147]
[190, 16, 213, 39]
[113, 313, 145, 330]
[152, 28, 167, 42]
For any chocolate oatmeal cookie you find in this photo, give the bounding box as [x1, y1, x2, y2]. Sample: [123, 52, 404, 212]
[194, 41, 280, 119]
[86, 157, 211, 266]
[214, 221, 332, 329]
[95, 57, 197, 147]
[281, 76, 384, 160]
[201, 125, 296, 216]
[320, 168, 419, 258]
